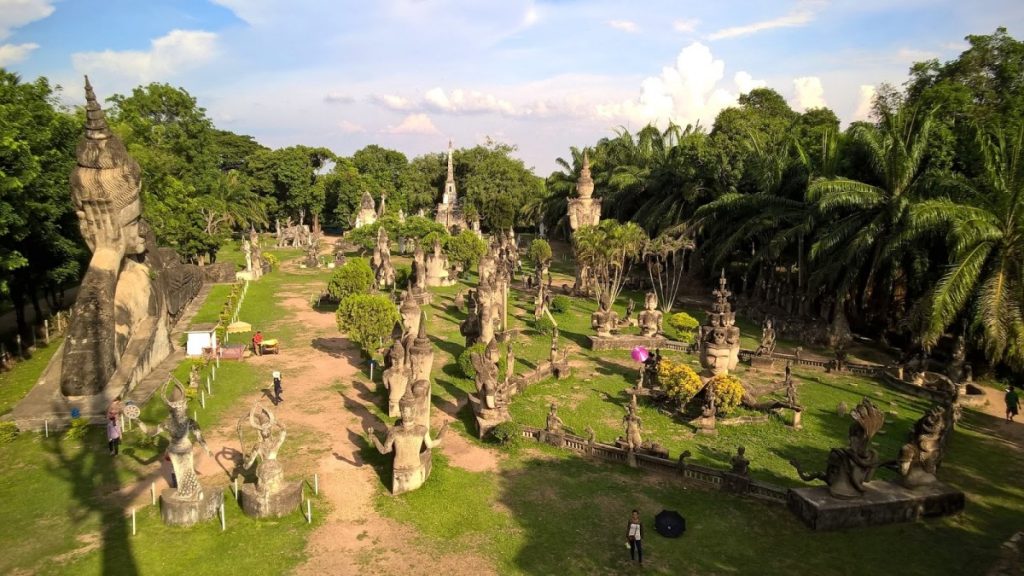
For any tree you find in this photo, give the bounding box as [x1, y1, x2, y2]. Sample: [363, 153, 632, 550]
[444, 230, 487, 275]
[572, 220, 648, 309]
[459, 140, 545, 230]
[913, 126, 1024, 368]
[327, 258, 374, 301]
[336, 293, 400, 356]
[528, 238, 552, 268]
[245, 145, 334, 224]
[352, 145, 409, 213]
[645, 225, 695, 314]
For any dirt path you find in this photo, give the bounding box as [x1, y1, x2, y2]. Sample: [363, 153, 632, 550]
[972, 384, 1024, 446]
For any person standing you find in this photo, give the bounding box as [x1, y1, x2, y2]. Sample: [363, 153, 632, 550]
[272, 371, 283, 406]
[107, 416, 121, 456]
[626, 509, 643, 566]
[1006, 385, 1020, 423]
[253, 330, 264, 356]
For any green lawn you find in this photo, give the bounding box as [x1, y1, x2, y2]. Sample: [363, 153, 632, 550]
[0, 338, 62, 416]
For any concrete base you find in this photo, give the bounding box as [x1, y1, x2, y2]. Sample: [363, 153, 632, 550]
[160, 486, 224, 527]
[788, 481, 965, 531]
[474, 407, 510, 439]
[749, 356, 776, 370]
[409, 290, 432, 306]
[586, 335, 671, 351]
[239, 481, 303, 518]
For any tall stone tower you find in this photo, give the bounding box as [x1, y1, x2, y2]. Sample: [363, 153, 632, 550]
[435, 140, 465, 232]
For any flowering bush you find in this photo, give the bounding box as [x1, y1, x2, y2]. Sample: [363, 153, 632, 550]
[659, 359, 703, 406]
[708, 374, 744, 413]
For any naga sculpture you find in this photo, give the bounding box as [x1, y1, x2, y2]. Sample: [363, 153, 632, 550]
[367, 381, 449, 495]
[897, 405, 948, 488]
[62, 78, 201, 397]
[237, 403, 302, 517]
[792, 398, 885, 499]
[133, 378, 222, 525]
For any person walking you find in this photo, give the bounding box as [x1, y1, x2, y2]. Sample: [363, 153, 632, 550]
[626, 509, 643, 566]
[272, 371, 283, 406]
[1006, 385, 1020, 423]
[107, 416, 121, 456]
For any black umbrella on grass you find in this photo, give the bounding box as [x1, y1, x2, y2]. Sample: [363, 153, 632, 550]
[654, 509, 685, 538]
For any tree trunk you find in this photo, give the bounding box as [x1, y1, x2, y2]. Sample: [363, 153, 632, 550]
[10, 283, 29, 341]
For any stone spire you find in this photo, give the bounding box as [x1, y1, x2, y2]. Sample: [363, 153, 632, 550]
[83, 76, 113, 142]
[73, 77, 141, 203]
[446, 139, 455, 183]
[576, 149, 594, 199]
[442, 139, 457, 205]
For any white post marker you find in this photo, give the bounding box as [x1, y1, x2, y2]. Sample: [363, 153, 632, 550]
[369, 360, 374, 381]
[234, 477, 239, 501]
[193, 410, 198, 423]
[131, 508, 136, 536]
[306, 499, 312, 523]
[314, 473, 319, 495]
[216, 356, 220, 369]
[44, 419, 48, 438]
[151, 482, 156, 506]
[43, 319, 49, 344]
[220, 502, 226, 531]
[200, 390, 206, 409]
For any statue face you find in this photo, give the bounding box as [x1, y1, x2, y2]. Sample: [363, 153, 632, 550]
[400, 403, 416, 424]
[120, 199, 146, 255]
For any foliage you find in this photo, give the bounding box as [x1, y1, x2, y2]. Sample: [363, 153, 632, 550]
[658, 359, 703, 406]
[572, 219, 648, 309]
[263, 252, 279, 270]
[708, 374, 745, 413]
[445, 230, 487, 273]
[645, 225, 695, 314]
[459, 139, 547, 230]
[0, 422, 17, 444]
[400, 216, 447, 242]
[327, 258, 374, 301]
[457, 343, 486, 379]
[244, 144, 334, 224]
[667, 312, 700, 343]
[336, 294, 400, 356]
[528, 238, 552, 267]
[63, 417, 90, 441]
[489, 421, 522, 447]
[550, 295, 571, 314]
[532, 315, 556, 336]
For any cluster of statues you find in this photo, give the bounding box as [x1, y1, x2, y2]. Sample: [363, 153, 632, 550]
[424, 238, 456, 287]
[460, 235, 515, 346]
[60, 78, 202, 398]
[568, 151, 601, 296]
[241, 228, 265, 280]
[372, 227, 396, 289]
[353, 191, 378, 229]
[382, 303, 433, 419]
[275, 214, 314, 248]
[588, 291, 663, 340]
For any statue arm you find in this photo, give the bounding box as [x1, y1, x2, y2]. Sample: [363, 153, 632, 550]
[424, 421, 450, 449]
[790, 459, 825, 483]
[365, 427, 393, 454]
[190, 421, 213, 456]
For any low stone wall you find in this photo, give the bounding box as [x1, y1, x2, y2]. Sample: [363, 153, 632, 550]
[518, 425, 789, 505]
[879, 370, 952, 404]
[586, 335, 691, 352]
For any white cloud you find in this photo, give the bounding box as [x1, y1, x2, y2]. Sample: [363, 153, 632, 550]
[596, 42, 745, 128]
[608, 20, 639, 33]
[423, 87, 517, 115]
[324, 91, 354, 104]
[852, 84, 876, 121]
[0, 42, 38, 66]
[387, 113, 439, 135]
[734, 71, 766, 93]
[523, 3, 539, 27]
[709, 7, 816, 40]
[371, 93, 415, 111]
[71, 30, 218, 82]
[793, 76, 827, 111]
[0, 0, 54, 40]
[673, 19, 700, 33]
[337, 120, 365, 133]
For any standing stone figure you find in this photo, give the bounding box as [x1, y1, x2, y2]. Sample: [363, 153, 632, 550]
[243, 238, 253, 273]
[755, 318, 777, 357]
[623, 396, 643, 451]
[134, 379, 222, 525]
[730, 446, 750, 476]
[542, 403, 565, 447]
[372, 226, 396, 289]
[366, 383, 449, 495]
[237, 403, 302, 517]
[897, 406, 948, 488]
[249, 228, 263, 280]
[791, 398, 885, 499]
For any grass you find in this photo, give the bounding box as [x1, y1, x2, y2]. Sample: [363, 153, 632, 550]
[0, 338, 62, 416]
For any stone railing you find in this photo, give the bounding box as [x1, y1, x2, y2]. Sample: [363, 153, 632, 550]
[518, 425, 788, 505]
[586, 334, 692, 353]
[739, 349, 884, 376]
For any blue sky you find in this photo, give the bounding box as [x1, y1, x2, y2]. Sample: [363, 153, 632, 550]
[2, 0, 1023, 173]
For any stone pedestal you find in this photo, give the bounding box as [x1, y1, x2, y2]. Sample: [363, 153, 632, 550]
[749, 356, 775, 370]
[722, 472, 750, 494]
[791, 409, 803, 430]
[787, 481, 965, 531]
[409, 290, 432, 306]
[160, 486, 224, 527]
[239, 481, 303, 518]
[696, 415, 717, 435]
[474, 405, 510, 439]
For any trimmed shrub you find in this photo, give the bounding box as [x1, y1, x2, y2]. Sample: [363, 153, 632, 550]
[489, 420, 522, 447]
[445, 230, 487, 273]
[528, 238, 552, 267]
[659, 359, 703, 406]
[64, 417, 90, 441]
[532, 315, 555, 336]
[263, 253, 279, 270]
[336, 293, 401, 356]
[708, 374, 744, 414]
[0, 421, 18, 444]
[666, 312, 700, 344]
[550, 295, 571, 314]
[328, 257, 374, 301]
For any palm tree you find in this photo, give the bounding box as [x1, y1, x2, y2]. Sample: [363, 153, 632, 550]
[573, 219, 648, 309]
[913, 126, 1024, 368]
[807, 105, 936, 324]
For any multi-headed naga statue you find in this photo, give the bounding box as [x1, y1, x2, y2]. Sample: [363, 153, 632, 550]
[791, 398, 885, 499]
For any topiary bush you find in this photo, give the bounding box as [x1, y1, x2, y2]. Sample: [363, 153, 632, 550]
[659, 359, 703, 406]
[667, 312, 700, 343]
[550, 295, 571, 314]
[708, 374, 744, 414]
[445, 230, 487, 275]
[532, 315, 555, 336]
[489, 420, 522, 448]
[528, 238, 552, 267]
[64, 417, 90, 441]
[0, 421, 18, 444]
[336, 293, 401, 356]
[328, 257, 374, 301]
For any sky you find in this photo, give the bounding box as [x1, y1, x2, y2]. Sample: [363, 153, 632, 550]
[2, 0, 1023, 174]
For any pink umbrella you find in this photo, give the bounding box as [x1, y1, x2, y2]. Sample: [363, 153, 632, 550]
[631, 346, 649, 363]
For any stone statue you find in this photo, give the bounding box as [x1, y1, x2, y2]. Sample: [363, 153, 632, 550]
[699, 270, 741, 377]
[545, 403, 564, 434]
[637, 292, 663, 337]
[623, 298, 636, 325]
[407, 312, 435, 429]
[470, 339, 511, 438]
[459, 289, 482, 347]
[382, 324, 409, 418]
[591, 295, 619, 338]
[730, 446, 750, 476]
[189, 363, 201, 389]
[897, 405, 948, 488]
[305, 236, 320, 268]
[792, 398, 885, 499]
[236, 403, 302, 517]
[354, 191, 377, 228]
[785, 364, 800, 408]
[505, 339, 517, 387]
[372, 226, 396, 289]
[472, 341, 500, 410]
[623, 395, 643, 451]
[425, 238, 454, 286]
[399, 291, 422, 340]
[243, 239, 253, 273]
[755, 318, 777, 357]
[568, 151, 601, 295]
[61, 78, 201, 397]
[133, 378, 222, 525]
[411, 242, 427, 294]
[366, 383, 448, 495]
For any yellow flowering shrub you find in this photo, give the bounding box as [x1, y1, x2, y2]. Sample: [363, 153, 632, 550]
[708, 374, 744, 413]
[658, 359, 703, 405]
